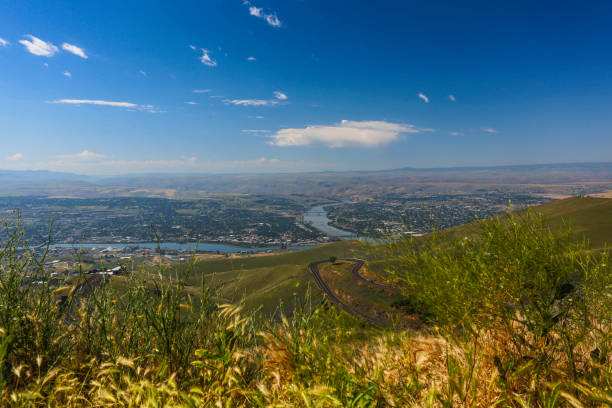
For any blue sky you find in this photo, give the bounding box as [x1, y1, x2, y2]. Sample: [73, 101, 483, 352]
[1, 0, 611, 174]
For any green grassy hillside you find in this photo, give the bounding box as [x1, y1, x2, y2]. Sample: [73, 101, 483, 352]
[184, 240, 368, 315]
[183, 196, 612, 317]
[533, 196, 612, 249]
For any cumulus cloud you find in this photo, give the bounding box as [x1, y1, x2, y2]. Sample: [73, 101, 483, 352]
[56, 150, 106, 161]
[61, 42, 87, 58]
[244, 1, 282, 27]
[247, 56, 256, 61]
[63, 71, 72, 77]
[273, 91, 288, 100]
[482, 127, 499, 134]
[418, 93, 430, 103]
[270, 120, 427, 148]
[19, 35, 59, 57]
[6, 153, 23, 161]
[0, 38, 9, 47]
[448, 94, 456, 101]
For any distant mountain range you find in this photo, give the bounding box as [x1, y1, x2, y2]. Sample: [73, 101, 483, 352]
[1, 162, 611, 198]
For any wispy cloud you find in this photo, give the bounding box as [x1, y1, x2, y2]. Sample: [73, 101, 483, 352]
[448, 94, 456, 102]
[50, 99, 161, 112]
[185, 101, 198, 105]
[247, 56, 256, 61]
[61, 42, 87, 58]
[0, 38, 9, 47]
[270, 120, 429, 148]
[52, 99, 138, 108]
[241, 129, 270, 133]
[56, 150, 106, 161]
[140, 70, 147, 77]
[244, 1, 282, 27]
[224, 91, 288, 107]
[418, 93, 430, 103]
[190, 46, 217, 67]
[192, 89, 211, 93]
[6, 153, 23, 161]
[273, 91, 288, 100]
[63, 71, 72, 77]
[200, 49, 217, 66]
[482, 127, 499, 134]
[19, 35, 58, 57]
[449, 131, 464, 136]
[225, 99, 278, 107]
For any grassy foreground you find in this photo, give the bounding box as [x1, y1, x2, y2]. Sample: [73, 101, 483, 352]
[0, 205, 611, 406]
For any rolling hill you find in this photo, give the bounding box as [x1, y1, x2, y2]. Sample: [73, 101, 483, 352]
[180, 196, 612, 319]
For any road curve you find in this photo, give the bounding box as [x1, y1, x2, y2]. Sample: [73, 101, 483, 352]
[307, 258, 400, 328]
[339, 258, 402, 294]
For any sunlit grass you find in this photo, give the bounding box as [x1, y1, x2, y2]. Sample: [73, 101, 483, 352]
[0, 210, 610, 407]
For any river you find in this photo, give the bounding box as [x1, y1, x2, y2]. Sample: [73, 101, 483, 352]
[303, 204, 375, 242]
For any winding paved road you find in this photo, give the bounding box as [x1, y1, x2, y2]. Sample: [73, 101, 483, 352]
[307, 258, 401, 328]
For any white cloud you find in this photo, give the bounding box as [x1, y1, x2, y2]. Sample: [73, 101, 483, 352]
[224, 99, 278, 107]
[61, 42, 87, 58]
[51, 99, 138, 108]
[6, 153, 23, 161]
[248, 115, 265, 119]
[192, 89, 211, 93]
[189, 44, 197, 50]
[225, 92, 288, 107]
[43, 62, 48, 67]
[56, 150, 106, 161]
[246, 2, 282, 27]
[140, 70, 147, 77]
[449, 131, 464, 136]
[482, 127, 499, 134]
[198, 49, 217, 66]
[63, 71, 72, 77]
[50, 99, 161, 112]
[418, 93, 429, 103]
[19, 35, 59, 57]
[274, 91, 288, 100]
[448, 94, 456, 102]
[185, 101, 198, 105]
[270, 120, 427, 148]
[241, 129, 269, 133]
[247, 56, 256, 61]
[0, 38, 9, 47]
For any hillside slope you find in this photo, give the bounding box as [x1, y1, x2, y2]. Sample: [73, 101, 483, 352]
[532, 196, 612, 249]
[183, 196, 611, 317]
